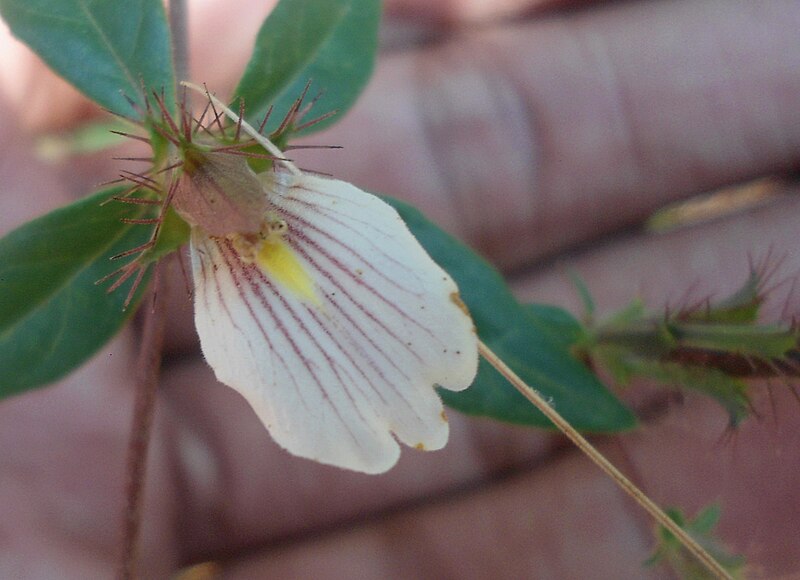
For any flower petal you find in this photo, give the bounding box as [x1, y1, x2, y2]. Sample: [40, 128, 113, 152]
[191, 173, 478, 473]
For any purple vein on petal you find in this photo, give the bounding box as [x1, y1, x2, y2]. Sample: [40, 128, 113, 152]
[217, 239, 368, 448]
[253, 271, 376, 450]
[291, 306, 391, 426]
[212, 239, 315, 417]
[302, 301, 419, 418]
[292, 241, 428, 366]
[203, 252, 282, 398]
[289, 232, 444, 348]
[279, 198, 425, 293]
[286, 209, 420, 295]
[204, 240, 303, 410]
[279, 219, 439, 339]
[284, 237, 445, 420]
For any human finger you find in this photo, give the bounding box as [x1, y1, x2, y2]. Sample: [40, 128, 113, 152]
[384, 0, 574, 24]
[205, 385, 800, 578]
[298, 0, 800, 269]
[511, 183, 800, 319]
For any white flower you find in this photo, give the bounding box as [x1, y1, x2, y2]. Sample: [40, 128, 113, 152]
[173, 86, 478, 473]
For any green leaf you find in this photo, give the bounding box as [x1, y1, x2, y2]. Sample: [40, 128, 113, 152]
[233, 0, 381, 135]
[0, 0, 174, 117]
[0, 188, 151, 397]
[524, 303, 586, 350]
[385, 196, 636, 432]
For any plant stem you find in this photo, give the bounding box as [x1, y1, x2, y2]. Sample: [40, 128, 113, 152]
[478, 340, 733, 580]
[118, 6, 186, 577]
[169, 0, 189, 83]
[119, 281, 165, 579]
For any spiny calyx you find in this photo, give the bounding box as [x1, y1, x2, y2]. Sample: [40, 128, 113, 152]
[173, 147, 271, 237]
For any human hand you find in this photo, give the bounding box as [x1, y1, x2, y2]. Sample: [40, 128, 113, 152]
[1, 0, 799, 577]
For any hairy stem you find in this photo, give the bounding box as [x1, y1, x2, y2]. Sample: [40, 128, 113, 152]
[117, 2, 188, 575]
[478, 340, 732, 580]
[118, 280, 165, 579]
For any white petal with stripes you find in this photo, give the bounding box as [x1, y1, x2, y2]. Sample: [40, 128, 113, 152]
[190, 173, 478, 473]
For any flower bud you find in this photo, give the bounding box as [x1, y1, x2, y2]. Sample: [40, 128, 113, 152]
[172, 147, 269, 237]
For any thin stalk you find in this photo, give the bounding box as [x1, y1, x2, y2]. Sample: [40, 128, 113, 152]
[169, 0, 189, 83]
[117, 0, 189, 580]
[118, 281, 165, 579]
[118, 5, 185, 577]
[478, 340, 733, 580]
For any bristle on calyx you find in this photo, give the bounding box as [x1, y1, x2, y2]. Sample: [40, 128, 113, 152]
[180, 82, 302, 178]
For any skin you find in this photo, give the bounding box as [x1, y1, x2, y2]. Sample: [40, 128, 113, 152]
[1, 0, 799, 577]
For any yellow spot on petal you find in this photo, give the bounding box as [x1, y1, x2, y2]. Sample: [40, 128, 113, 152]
[415, 443, 426, 451]
[440, 410, 448, 423]
[256, 238, 320, 306]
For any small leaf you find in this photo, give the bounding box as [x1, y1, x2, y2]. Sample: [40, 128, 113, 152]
[690, 504, 722, 535]
[646, 504, 746, 579]
[568, 270, 596, 319]
[0, 188, 151, 397]
[688, 269, 762, 324]
[0, 0, 174, 117]
[233, 0, 381, 135]
[672, 323, 796, 359]
[385, 196, 636, 432]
